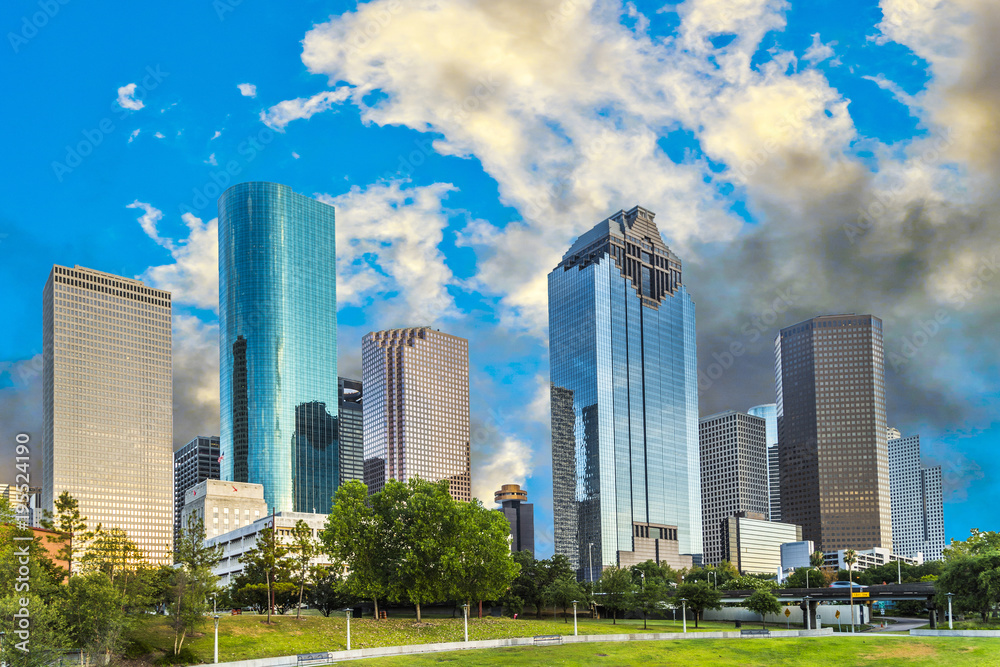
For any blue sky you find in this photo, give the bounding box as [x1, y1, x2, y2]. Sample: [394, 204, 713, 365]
[2, 0, 998, 557]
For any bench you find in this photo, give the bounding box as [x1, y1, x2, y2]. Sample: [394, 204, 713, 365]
[297, 652, 332, 666]
[740, 629, 771, 638]
[534, 634, 564, 645]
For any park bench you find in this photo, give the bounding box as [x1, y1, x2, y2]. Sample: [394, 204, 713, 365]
[297, 652, 332, 666]
[533, 634, 564, 645]
[740, 629, 771, 638]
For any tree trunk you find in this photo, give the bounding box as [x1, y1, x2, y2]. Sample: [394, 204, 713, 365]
[373, 597, 379, 620]
[297, 578, 305, 620]
[643, 611, 647, 630]
[612, 609, 616, 625]
[265, 570, 272, 624]
[415, 601, 422, 622]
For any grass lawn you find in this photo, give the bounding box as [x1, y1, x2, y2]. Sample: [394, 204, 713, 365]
[126, 614, 739, 664]
[347, 637, 1000, 666]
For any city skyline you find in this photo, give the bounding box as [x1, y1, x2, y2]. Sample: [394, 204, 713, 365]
[4, 1, 999, 558]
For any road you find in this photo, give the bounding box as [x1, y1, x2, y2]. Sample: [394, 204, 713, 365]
[866, 616, 926, 633]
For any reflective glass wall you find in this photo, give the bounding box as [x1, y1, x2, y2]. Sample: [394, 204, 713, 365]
[549, 206, 701, 581]
[219, 182, 338, 514]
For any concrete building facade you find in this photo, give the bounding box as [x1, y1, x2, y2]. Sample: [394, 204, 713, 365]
[173, 436, 220, 545]
[181, 479, 268, 542]
[42, 264, 173, 565]
[722, 513, 802, 574]
[888, 431, 945, 561]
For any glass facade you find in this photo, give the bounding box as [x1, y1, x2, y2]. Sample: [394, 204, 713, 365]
[43, 265, 174, 566]
[747, 403, 780, 521]
[219, 182, 339, 514]
[337, 378, 364, 484]
[549, 206, 701, 581]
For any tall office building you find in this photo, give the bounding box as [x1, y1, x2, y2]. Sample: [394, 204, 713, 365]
[219, 182, 339, 514]
[338, 378, 364, 485]
[173, 435, 220, 545]
[775, 314, 890, 552]
[549, 206, 700, 580]
[361, 327, 471, 501]
[888, 430, 945, 561]
[748, 403, 781, 521]
[42, 265, 173, 565]
[495, 484, 535, 554]
[699, 411, 769, 565]
[550, 384, 579, 571]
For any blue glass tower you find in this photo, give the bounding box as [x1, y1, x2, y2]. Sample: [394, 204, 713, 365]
[549, 206, 701, 580]
[218, 182, 338, 514]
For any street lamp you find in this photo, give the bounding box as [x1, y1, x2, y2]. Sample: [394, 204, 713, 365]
[947, 593, 954, 630]
[571, 600, 578, 636]
[680, 598, 687, 633]
[708, 571, 717, 589]
[640, 572, 645, 589]
[461, 603, 469, 642]
[213, 593, 217, 615]
[340, 607, 353, 651]
[803, 596, 811, 631]
[213, 615, 220, 664]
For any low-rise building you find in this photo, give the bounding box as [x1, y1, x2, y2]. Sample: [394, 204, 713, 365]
[180, 480, 268, 541]
[495, 484, 534, 554]
[721, 512, 802, 574]
[823, 546, 923, 572]
[780, 540, 816, 571]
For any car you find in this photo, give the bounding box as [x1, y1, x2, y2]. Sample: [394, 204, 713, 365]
[829, 581, 867, 588]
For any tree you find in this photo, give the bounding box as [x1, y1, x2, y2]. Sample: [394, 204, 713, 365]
[745, 590, 782, 629]
[597, 566, 634, 624]
[289, 520, 319, 620]
[633, 577, 669, 629]
[937, 552, 1000, 622]
[447, 498, 521, 615]
[239, 521, 289, 624]
[544, 576, 585, 623]
[40, 490, 94, 577]
[506, 550, 543, 617]
[810, 550, 826, 569]
[169, 515, 221, 654]
[783, 567, 828, 589]
[672, 581, 722, 629]
[322, 480, 395, 619]
[307, 566, 354, 617]
[728, 573, 778, 591]
[0, 594, 67, 667]
[79, 526, 145, 586]
[61, 572, 130, 663]
[943, 529, 1000, 560]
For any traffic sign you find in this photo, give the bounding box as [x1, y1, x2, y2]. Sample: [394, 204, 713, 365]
[851, 591, 869, 598]
[784, 608, 791, 617]
[835, 610, 841, 619]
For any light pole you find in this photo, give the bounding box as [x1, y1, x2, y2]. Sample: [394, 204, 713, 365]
[213, 593, 217, 615]
[806, 569, 810, 589]
[571, 600, 578, 636]
[588, 542, 594, 583]
[461, 603, 469, 642]
[340, 607, 352, 650]
[213, 615, 220, 664]
[680, 598, 687, 633]
[897, 559, 902, 585]
[947, 593, 954, 630]
[803, 596, 811, 631]
[708, 571, 716, 589]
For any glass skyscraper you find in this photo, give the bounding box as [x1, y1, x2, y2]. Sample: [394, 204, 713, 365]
[549, 206, 701, 580]
[747, 403, 780, 521]
[218, 182, 339, 515]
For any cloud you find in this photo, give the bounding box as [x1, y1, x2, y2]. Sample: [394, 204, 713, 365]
[237, 83, 257, 97]
[116, 83, 145, 111]
[211, 130, 222, 140]
[170, 315, 221, 449]
[0, 355, 43, 474]
[154, 132, 165, 139]
[803, 32, 836, 65]
[131, 202, 220, 311]
[128, 129, 141, 143]
[204, 153, 217, 166]
[291, 151, 300, 159]
[260, 88, 352, 131]
[470, 416, 534, 504]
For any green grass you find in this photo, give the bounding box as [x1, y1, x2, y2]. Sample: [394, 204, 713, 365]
[917, 619, 1000, 631]
[347, 637, 1000, 666]
[127, 614, 739, 664]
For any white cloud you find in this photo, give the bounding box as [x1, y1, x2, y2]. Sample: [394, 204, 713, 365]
[127, 200, 173, 250]
[128, 129, 140, 143]
[170, 315, 221, 448]
[211, 130, 222, 140]
[204, 153, 218, 166]
[116, 83, 145, 111]
[803, 32, 836, 65]
[291, 151, 300, 159]
[260, 88, 352, 131]
[154, 131, 165, 139]
[472, 435, 533, 505]
[237, 83, 257, 97]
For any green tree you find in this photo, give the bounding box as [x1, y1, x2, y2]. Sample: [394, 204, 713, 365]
[633, 577, 669, 629]
[79, 526, 145, 586]
[943, 529, 1000, 560]
[40, 490, 93, 577]
[61, 571, 130, 663]
[273, 581, 300, 615]
[239, 521, 289, 624]
[321, 480, 395, 619]
[672, 581, 722, 628]
[307, 566, 354, 617]
[810, 550, 826, 569]
[0, 594, 67, 667]
[937, 552, 1000, 622]
[597, 566, 634, 624]
[169, 515, 221, 653]
[447, 498, 521, 614]
[728, 573, 778, 591]
[289, 519, 319, 620]
[784, 567, 824, 589]
[745, 589, 782, 629]
[543, 575, 586, 623]
[506, 550, 543, 617]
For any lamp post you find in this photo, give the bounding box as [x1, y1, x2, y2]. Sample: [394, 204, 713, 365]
[461, 603, 469, 642]
[806, 569, 810, 589]
[340, 607, 352, 650]
[709, 571, 717, 589]
[680, 598, 687, 633]
[803, 596, 811, 631]
[571, 600, 578, 636]
[213, 615, 220, 664]
[897, 559, 902, 585]
[947, 593, 954, 630]
[588, 542, 594, 583]
[213, 593, 217, 615]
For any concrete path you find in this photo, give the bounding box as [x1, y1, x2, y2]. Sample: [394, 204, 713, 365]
[867, 616, 926, 633]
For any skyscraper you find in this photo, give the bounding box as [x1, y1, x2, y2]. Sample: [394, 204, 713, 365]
[699, 411, 769, 565]
[549, 205, 700, 580]
[338, 378, 364, 485]
[218, 182, 339, 514]
[888, 430, 945, 561]
[173, 435, 220, 545]
[43, 265, 173, 565]
[775, 314, 890, 551]
[495, 484, 535, 554]
[550, 384, 579, 571]
[748, 403, 780, 521]
[362, 327, 471, 501]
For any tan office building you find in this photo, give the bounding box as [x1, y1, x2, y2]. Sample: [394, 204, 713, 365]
[42, 265, 173, 565]
[362, 327, 471, 501]
[181, 479, 268, 541]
